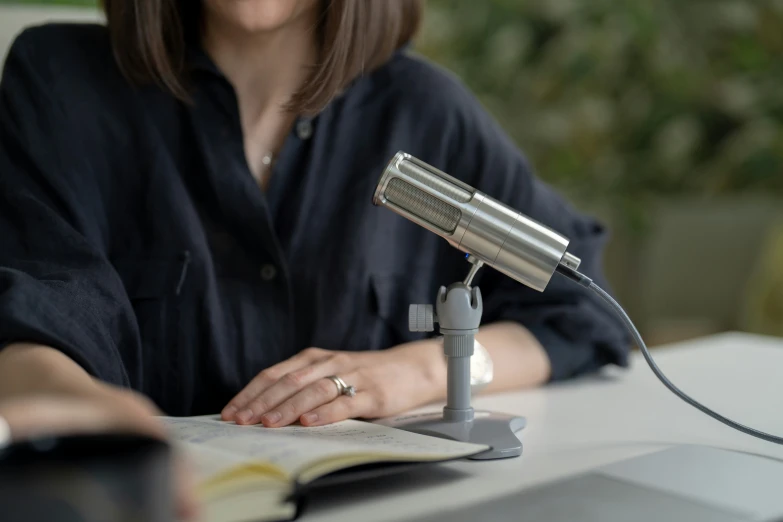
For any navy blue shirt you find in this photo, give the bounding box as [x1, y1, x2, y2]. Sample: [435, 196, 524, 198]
[0, 24, 629, 416]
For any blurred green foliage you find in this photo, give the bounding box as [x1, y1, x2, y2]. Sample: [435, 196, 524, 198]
[416, 0, 783, 230]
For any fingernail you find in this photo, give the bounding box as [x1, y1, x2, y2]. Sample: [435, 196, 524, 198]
[236, 410, 252, 424]
[262, 411, 282, 425]
[302, 413, 318, 425]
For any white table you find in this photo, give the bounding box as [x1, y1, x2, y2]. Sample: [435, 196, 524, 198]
[303, 332, 783, 521]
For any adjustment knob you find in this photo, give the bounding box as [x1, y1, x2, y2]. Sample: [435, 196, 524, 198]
[409, 304, 435, 332]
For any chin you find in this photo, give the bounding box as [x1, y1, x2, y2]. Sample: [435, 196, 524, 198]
[204, 0, 319, 33]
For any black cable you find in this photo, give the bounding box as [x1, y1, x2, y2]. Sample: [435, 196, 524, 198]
[556, 264, 783, 445]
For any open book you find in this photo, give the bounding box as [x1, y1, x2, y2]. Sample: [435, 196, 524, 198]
[161, 415, 489, 522]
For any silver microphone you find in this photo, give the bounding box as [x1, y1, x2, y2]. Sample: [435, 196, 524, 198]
[374, 152, 783, 448]
[372, 151, 580, 292]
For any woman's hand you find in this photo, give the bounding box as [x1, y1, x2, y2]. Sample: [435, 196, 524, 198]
[0, 385, 198, 521]
[0, 386, 164, 442]
[221, 340, 448, 427]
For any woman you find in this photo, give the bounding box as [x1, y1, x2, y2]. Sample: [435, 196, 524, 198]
[0, 0, 628, 434]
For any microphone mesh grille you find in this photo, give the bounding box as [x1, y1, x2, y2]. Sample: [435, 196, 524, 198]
[404, 163, 472, 203]
[384, 178, 461, 233]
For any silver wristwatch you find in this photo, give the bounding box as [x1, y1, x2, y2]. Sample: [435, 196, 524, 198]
[0, 415, 11, 449]
[438, 337, 494, 394]
[469, 339, 494, 393]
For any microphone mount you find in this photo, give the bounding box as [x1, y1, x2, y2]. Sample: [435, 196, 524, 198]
[462, 254, 484, 287]
[378, 254, 526, 460]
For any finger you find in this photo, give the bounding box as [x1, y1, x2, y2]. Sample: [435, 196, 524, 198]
[298, 369, 368, 426]
[299, 393, 374, 427]
[223, 349, 325, 419]
[222, 348, 327, 421]
[236, 353, 355, 425]
[259, 376, 344, 427]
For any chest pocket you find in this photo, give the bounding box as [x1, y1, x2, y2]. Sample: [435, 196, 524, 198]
[112, 254, 190, 411]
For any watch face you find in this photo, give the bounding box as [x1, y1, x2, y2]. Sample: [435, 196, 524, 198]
[471, 357, 488, 383]
[470, 340, 493, 386]
[437, 337, 493, 390]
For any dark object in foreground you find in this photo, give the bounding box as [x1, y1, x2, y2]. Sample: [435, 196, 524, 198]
[0, 433, 173, 522]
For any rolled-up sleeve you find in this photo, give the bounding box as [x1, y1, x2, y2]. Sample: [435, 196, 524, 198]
[443, 76, 631, 380]
[0, 32, 135, 386]
[481, 203, 631, 380]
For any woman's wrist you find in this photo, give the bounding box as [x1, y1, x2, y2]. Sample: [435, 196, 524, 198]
[0, 387, 165, 444]
[0, 344, 166, 440]
[389, 321, 552, 404]
[391, 339, 448, 403]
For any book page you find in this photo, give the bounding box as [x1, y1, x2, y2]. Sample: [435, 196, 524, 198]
[161, 416, 487, 481]
[175, 441, 257, 483]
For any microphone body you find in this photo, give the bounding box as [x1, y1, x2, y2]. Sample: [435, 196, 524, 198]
[372, 152, 577, 292]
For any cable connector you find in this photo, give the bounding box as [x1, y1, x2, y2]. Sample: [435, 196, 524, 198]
[556, 262, 593, 288]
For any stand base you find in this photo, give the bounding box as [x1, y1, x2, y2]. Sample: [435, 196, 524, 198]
[376, 411, 526, 460]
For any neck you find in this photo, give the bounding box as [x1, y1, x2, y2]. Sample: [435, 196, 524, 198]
[202, 13, 319, 121]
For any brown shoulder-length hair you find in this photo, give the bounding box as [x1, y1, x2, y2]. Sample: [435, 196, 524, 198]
[102, 0, 423, 114]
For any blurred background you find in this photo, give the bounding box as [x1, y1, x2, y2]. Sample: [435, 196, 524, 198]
[2, 0, 782, 347]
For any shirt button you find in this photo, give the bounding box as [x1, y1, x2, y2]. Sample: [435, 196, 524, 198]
[296, 119, 313, 140]
[260, 264, 277, 281]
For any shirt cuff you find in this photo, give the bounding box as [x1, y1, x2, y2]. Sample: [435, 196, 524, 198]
[526, 323, 629, 382]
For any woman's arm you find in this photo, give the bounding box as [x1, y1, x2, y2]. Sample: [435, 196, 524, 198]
[0, 343, 100, 399]
[0, 345, 197, 521]
[219, 321, 551, 427]
[476, 321, 551, 391]
[0, 343, 165, 438]
[382, 321, 552, 403]
[0, 30, 178, 485]
[0, 30, 138, 389]
[0, 342, 165, 432]
[392, 322, 552, 396]
[387, 322, 550, 399]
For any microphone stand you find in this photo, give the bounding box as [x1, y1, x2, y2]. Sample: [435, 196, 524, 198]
[377, 255, 526, 460]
